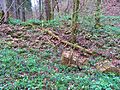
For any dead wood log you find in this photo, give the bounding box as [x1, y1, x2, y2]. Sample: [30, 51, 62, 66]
[61, 50, 88, 67]
[96, 60, 120, 75]
[44, 29, 93, 55]
[40, 28, 119, 60]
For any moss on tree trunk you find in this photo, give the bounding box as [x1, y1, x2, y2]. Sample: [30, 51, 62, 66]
[71, 0, 80, 43]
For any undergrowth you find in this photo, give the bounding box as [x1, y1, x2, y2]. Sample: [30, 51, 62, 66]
[0, 47, 120, 90]
[8, 14, 120, 35]
[1, 14, 120, 90]
[8, 18, 60, 27]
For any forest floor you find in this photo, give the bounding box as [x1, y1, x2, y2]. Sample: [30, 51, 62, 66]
[0, 24, 120, 89]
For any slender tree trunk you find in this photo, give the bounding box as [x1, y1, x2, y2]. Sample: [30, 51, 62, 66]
[21, 0, 25, 21]
[39, 0, 44, 20]
[51, 0, 55, 19]
[64, 0, 70, 14]
[17, 0, 20, 19]
[51, 0, 59, 19]
[19, 0, 24, 21]
[14, 0, 19, 19]
[0, 0, 8, 23]
[45, 0, 52, 20]
[26, 0, 32, 19]
[12, 0, 17, 18]
[19, 0, 23, 20]
[95, 0, 101, 29]
[6, 0, 13, 13]
[39, 0, 42, 19]
[55, 0, 59, 12]
[71, 0, 80, 43]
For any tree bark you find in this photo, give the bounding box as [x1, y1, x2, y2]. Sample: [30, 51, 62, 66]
[39, 0, 44, 20]
[13, 0, 19, 19]
[21, 0, 25, 21]
[51, 0, 55, 19]
[0, 0, 9, 23]
[71, 0, 80, 43]
[95, 0, 101, 29]
[26, 0, 32, 19]
[45, 0, 52, 20]
[12, 0, 17, 18]
[54, 0, 59, 13]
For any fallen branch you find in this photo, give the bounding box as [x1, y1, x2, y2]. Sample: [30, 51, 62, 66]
[44, 29, 93, 55]
[39, 28, 119, 60]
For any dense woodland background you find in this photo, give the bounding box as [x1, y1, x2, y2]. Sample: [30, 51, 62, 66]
[1, 0, 120, 20]
[0, 0, 120, 89]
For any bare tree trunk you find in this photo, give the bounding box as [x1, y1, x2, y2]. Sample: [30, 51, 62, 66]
[51, 0, 59, 19]
[95, 0, 101, 29]
[19, 0, 23, 20]
[21, 0, 25, 21]
[26, 0, 32, 19]
[51, 0, 55, 19]
[39, 0, 44, 20]
[14, 0, 26, 20]
[12, 0, 20, 19]
[71, 0, 80, 43]
[12, 0, 17, 18]
[55, 0, 59, 12]
[13, 0, 19, 19]
[64, 0, 70, 14]
[6, 0, 13, 14]
[17, 0, 21, 19]
[39, 0, 42, 19]
[0, 0, 9, 23]
[45, 0, 52, 20]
